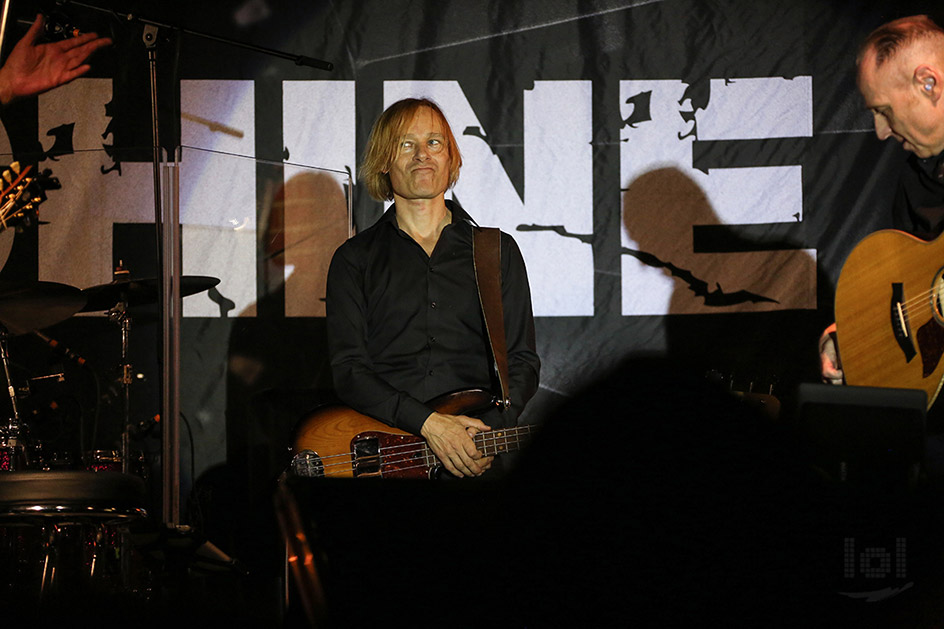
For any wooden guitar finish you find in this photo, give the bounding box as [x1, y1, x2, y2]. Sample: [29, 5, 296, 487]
[834, 229, 944, 408]
[291, 389, 533, 479]
[0, 162, 56, 233]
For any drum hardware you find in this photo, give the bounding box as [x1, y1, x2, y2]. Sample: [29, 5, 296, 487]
[0, 281, 86, 473]
[29, 442, 73, 471]
[28, 372, 65, 383]
[84, 450, 148, 489]
[0, 432, 26, 471]
[23, 380, 80, 470]
[79, 268, 219, 476]
[86, 449, 122, 473]
[33, 329, 88, 368]
[130, 414, 160, 438]
[0, 326, 25, 471]
[107, 298, 133, 475]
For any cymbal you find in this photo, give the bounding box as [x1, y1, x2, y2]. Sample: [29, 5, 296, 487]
[81, 276, 221, 313]
[0, 280, 86, 335]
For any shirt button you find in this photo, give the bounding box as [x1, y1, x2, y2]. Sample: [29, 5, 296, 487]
[428, 370, 434, 376]
[429, 336, 437, 344]
[430, 301, 437, 309]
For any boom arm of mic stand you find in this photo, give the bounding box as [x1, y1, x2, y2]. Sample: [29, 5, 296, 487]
[55, 1, 334, 71]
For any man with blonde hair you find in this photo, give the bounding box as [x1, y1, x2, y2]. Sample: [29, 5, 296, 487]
[326, 98, 540, 478]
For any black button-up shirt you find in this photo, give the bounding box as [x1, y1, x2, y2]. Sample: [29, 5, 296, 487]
[326, 201, 540, 434]
[892, 151, 944, 239]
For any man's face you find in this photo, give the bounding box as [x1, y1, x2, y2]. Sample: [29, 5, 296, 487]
[859, 50, 944, 158]
[387, 107, 452, 203]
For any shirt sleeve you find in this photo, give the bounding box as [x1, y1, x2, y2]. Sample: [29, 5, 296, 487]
[325, 241, 433, 434]
[499, 233, 541, 424]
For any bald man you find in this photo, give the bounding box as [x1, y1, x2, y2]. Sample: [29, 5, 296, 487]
[822, 15, 944, 385]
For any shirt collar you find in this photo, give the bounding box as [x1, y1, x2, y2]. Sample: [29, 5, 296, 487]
[445, 199, 477, 226]
[915, 150, 944, 182]
[378, 198, 478, 228]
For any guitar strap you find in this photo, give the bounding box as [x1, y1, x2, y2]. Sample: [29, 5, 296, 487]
[472, 226, 511, 410]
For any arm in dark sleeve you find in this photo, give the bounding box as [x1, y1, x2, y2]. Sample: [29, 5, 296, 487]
[499, 234, 541, 424]
[325, 243, 433, 433]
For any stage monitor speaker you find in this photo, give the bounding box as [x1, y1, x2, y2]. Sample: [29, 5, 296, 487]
[796, 383, 926, 490]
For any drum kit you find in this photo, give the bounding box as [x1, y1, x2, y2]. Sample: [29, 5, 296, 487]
[0, 266, 219, 606]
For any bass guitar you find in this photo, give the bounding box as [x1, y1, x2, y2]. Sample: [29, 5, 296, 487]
[834, 229, 944, 408]
[290, 389, 534, 479]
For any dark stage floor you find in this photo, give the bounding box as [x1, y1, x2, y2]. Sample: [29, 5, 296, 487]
[6, 359, 944, 627]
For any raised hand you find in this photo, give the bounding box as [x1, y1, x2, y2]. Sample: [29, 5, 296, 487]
[0, 14, 111, 105]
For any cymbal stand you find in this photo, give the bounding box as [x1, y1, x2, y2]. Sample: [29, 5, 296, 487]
[106, 299, 132, 475]
[69, 0, 332, 527]
[0, 324, 24, 469]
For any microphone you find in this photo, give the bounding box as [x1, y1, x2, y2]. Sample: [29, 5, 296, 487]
[42, 11, 82, 40]
[33, 330, 88, 367]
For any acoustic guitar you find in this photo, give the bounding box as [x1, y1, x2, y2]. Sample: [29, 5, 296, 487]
[0, 162, 57, 232]
[290, 388, 534, 479]
[834, 229, 944, 408]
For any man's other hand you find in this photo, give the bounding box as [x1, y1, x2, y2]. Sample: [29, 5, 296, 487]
[819, 322, 844, 385]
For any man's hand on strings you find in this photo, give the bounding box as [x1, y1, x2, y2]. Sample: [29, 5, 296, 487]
[420, 412, 493, 477]
[0, 14, 112, 105]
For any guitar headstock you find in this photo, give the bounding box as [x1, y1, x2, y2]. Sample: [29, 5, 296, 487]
[0, 162, 59, 233]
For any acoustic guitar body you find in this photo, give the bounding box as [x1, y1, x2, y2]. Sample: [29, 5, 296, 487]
[834, 229, 944, 408]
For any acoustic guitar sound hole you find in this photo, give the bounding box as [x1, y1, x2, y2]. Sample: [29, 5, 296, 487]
[933, 268, 944, 325]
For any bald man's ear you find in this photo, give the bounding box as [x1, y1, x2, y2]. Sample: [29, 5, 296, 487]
[915, 65, 942, 101]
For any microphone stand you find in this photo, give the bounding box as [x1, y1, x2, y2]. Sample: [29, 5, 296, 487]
[0, 325, 25, 469]
[53, 2, 332, 526]
[0, 0, 12, 61]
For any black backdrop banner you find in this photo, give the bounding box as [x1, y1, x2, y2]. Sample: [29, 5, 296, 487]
[0, 0, 937, 506]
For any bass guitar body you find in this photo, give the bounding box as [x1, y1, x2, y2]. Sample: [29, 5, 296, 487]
[835, 229, 944, 408]
[291, 389, 503, 479]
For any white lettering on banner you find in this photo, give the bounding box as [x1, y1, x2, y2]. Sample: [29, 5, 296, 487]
[620, 78, 816, 316]
[21, 77, 818, 320]
[36, 79, 154, 291]
[180, 80, 257, 317]
[384, 80, 594, 317]
[281, 81, 355, 317]
[32, 80, 258, 316]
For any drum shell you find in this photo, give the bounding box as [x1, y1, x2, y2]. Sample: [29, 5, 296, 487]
[0, 471, 150, 609]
